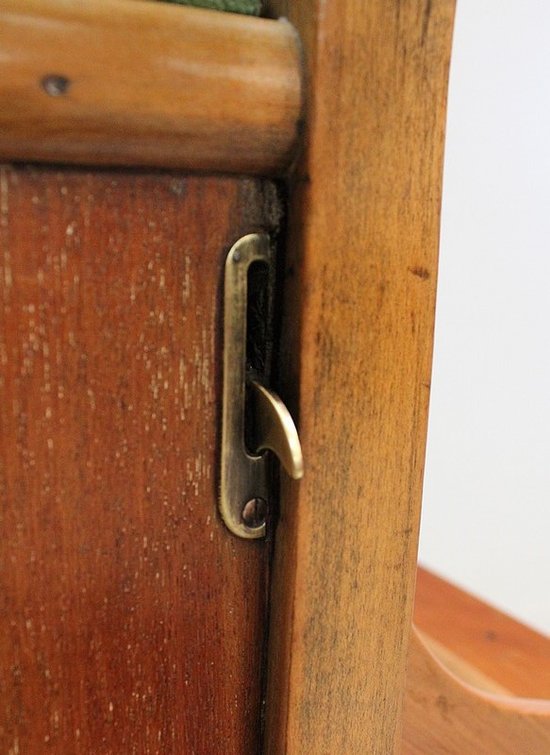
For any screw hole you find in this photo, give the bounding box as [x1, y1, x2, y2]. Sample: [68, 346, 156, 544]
[41, 75, 71, 97]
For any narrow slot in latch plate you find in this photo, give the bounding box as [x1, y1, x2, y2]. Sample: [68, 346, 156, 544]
[220, 233, 273, 539]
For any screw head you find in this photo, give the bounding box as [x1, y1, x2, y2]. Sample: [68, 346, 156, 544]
[241, 497, 267, 529]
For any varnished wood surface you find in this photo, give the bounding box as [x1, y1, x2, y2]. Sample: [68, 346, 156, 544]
[264, 0, 456, 752]
[0, 0, 302, 175]
[414, 567, 550, 699]
[403, 629, 550, 754]
[0, 166, 280, 753]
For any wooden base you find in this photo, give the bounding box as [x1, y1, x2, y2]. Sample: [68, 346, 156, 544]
[403, 569, 550, 753]
[414, 567, 550, 698]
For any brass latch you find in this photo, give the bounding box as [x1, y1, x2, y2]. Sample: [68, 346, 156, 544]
[220, 233, 303, 539]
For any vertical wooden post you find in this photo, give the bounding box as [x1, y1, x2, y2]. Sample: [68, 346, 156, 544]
[265, 0, 456, 751]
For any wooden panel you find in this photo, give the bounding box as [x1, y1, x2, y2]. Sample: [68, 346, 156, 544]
[0, 0, 302, 175]
[414, 567, 550, 699]
[0, 166, 280, 753]
[263, 0, 456, 752]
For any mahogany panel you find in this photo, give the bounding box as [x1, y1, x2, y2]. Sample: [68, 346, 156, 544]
[0, 166, 280, 753]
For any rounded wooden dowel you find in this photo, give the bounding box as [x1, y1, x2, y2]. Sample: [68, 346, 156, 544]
[0, 0, 302, 175]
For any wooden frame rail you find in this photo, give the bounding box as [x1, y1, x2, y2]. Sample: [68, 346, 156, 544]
[0, 0, 302, 175]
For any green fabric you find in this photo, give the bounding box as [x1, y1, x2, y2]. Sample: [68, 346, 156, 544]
[160, 0, 261, 15]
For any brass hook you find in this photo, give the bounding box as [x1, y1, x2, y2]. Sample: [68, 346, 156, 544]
[249, 380, 303, 480]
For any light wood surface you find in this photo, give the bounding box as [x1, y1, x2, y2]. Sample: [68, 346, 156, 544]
[0, 0, 302, 175]
[0, 165, 280, 753]
[263, 0, 456, 752]
[403, 629, 550, 754]
[419, 632, 513, 695]
[414, 567, 550, 699]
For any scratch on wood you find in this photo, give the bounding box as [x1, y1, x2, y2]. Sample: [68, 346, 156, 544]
[408, 265, 430, 280]
[1, 167, 12, 291]
[421, 0, 433, 46]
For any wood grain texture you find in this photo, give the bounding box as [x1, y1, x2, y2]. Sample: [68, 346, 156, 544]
[263, 0, 456, 752]
[0, 0, 302, 175]
[403, 629, 550, 754]
[414, 567, 550, 699]
[0, 165, 281, 753]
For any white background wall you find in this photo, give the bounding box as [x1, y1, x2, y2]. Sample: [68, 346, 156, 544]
[418, 1, 550, 634]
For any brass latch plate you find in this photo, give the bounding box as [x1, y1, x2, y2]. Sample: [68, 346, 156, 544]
[220, 233, 303, 539]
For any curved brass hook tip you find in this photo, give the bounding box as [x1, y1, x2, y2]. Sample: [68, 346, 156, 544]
[250, 380, 304, 480]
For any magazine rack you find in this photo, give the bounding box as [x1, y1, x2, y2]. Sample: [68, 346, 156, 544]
[0, 0, 548, 751]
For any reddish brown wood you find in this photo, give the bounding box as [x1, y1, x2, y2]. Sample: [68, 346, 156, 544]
[0, 166, 280, 753]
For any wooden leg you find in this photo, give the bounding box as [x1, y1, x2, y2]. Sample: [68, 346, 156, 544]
[264, 0, 456, 751]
